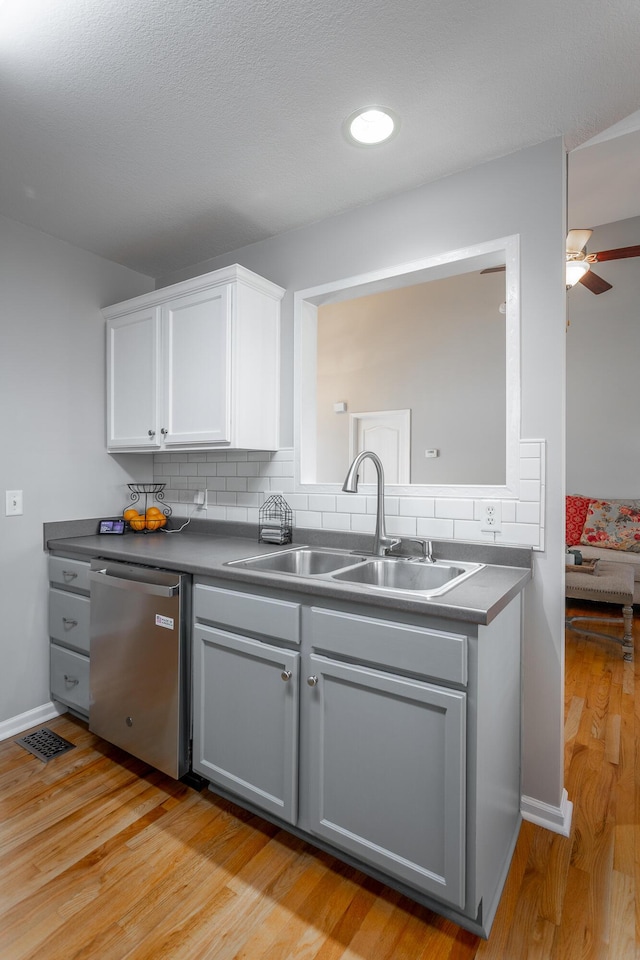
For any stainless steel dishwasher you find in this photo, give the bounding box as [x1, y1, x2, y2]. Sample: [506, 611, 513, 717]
[89, 559, 190, 779]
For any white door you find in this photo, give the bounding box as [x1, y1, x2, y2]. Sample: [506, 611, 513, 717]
[349, 409, 411, 483]
[106, 307, 161, 450]
[161, 286, 231, 445]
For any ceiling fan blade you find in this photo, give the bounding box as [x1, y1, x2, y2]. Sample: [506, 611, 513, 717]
[566, 228, 593, 255]
[579, 270, 613, 294]
[480, 266, 506, 274]
[591, 244, 640, 262]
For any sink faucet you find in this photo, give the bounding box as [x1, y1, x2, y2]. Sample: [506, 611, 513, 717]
[342, 451, 399, 557]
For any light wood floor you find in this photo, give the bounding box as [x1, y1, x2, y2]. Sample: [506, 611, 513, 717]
[1, 601, 637, 960]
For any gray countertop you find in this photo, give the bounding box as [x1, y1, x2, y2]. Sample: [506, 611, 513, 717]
[47, 526, 531, 625]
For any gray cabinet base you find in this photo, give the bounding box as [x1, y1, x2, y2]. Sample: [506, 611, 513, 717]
[204, 778, 519, 938]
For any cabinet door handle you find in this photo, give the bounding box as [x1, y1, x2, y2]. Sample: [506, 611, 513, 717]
[306, 675, 318, 687]
[148, 429, 156, 437]
[62, 617, 78, 628]
[62, 570, 78, 581]
[63, 674, 79, 686]
[161, 427, 168, 436]
[281, 669, 292, 682]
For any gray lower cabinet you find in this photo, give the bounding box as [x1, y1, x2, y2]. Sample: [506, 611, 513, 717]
[192, 577, 522, 937]
[192, 624, 300, 824]
[48, 553, 92, 717]
[306, 654, 466, 908]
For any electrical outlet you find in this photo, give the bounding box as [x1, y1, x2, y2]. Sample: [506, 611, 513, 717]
[480, 500, 502, 532]
[194, 490, 207, 508]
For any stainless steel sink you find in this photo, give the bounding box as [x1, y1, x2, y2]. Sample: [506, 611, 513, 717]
[226, 546, 482, 598]
[227, 547, 367, 576]
[331, 558, 483, 597]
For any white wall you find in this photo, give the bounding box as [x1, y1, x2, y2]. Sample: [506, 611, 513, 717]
[567, 215, 640, 497]
[158, 138, 568, 822]
[0, 215, 153, 725]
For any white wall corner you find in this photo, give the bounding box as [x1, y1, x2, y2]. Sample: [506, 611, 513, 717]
[0, 701, 66, 742]
[521, 788, 573, 837]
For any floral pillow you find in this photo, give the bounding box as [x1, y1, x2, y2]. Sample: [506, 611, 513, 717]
[580, 499, 640, 552]
[566, 495, 593, 545]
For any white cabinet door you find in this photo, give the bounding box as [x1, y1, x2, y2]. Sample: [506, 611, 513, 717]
[104, 264, 283, 452]
[106, 307, 161, 449]
[306, 654, 467, 908]
[192, 625, 300, 824]
[161, 286, 231, 446]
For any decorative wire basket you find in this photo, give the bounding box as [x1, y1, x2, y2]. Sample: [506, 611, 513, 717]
[124, 482, 172, 533]
[258, 494, 293, 544]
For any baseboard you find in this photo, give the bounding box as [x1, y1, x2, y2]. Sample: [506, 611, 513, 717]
[0, 701, 67, 742]
[521, 788, 573, 837]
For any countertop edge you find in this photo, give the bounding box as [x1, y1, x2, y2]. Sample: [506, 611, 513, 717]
[46, 531, 531, 625]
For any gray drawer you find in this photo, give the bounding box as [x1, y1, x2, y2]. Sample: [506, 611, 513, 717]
[48, 555, 90, 595]
[194, 583, 301, 645]
[50, 643, 90, 715]
[307, 607, 467, 686]
[49, 589, 90, 654]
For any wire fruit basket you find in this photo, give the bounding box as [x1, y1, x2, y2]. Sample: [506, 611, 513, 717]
[124, 483, 172, 533]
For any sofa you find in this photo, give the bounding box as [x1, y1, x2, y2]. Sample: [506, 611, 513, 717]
[567, 495, 640, 605]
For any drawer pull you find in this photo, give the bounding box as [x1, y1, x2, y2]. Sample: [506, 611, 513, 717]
[62, 570, 78, 581]
[63, 674, 80, 686]
[281, 669, 292, 682]
[62, 617, 78, 628]
[307, 675, 318, 687]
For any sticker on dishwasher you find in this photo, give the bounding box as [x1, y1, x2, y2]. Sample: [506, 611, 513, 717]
[155, 614, 174, 630]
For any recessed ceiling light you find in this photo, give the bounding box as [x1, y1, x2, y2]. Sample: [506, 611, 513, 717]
[344, 107, 399, 146]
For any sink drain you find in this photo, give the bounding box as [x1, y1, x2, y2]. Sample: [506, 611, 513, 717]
[15, 727, 76, 763]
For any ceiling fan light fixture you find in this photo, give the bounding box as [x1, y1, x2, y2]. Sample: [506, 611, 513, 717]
[345, 107, 398, 146]
[566, 259, 590, 289]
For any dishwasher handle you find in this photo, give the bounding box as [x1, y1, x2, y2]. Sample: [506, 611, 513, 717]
[89, 568, 181, 598]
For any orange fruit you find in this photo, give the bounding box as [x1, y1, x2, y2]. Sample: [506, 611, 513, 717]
[123, 507, 139, 521]
[146, 518, 162, 531]
[129, 517, 146, 531]
[146, 506, 163, 518]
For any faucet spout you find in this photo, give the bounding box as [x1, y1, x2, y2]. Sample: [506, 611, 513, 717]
[342, 450, 398, 557]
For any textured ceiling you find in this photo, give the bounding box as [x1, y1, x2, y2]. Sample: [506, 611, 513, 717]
[1, 0, 640, 278]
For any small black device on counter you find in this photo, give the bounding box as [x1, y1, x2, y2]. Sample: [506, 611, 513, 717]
[98, 519, 125, 535]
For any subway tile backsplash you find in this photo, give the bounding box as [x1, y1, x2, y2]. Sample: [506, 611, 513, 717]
[153, 440, 545, 549]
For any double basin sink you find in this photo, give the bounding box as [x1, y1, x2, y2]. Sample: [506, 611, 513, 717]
[227, 547, 483, 598]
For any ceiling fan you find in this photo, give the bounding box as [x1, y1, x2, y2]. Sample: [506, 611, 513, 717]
[481, 230, 640, 294]
[564, 229, 640, 293]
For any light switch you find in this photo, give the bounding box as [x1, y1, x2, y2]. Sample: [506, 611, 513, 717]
[5, 490, 23, 516]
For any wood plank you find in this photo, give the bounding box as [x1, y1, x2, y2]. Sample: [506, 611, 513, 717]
[609, 869, 635, 959]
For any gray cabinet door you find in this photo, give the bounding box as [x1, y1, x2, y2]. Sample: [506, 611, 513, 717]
[306, 654, 466, 908]
[192, 625, 299, 824]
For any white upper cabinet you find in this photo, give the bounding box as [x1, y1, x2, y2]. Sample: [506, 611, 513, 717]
[107, 305, 161, 449]
[104, 265, 285, 452]
[161, 284, 230, 446]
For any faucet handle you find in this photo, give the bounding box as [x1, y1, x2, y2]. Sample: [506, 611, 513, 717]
[387, 538, 434, 562]
[381, 536, 402, 556]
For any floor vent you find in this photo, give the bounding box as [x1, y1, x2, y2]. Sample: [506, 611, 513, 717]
[15, 728, 76, 763]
